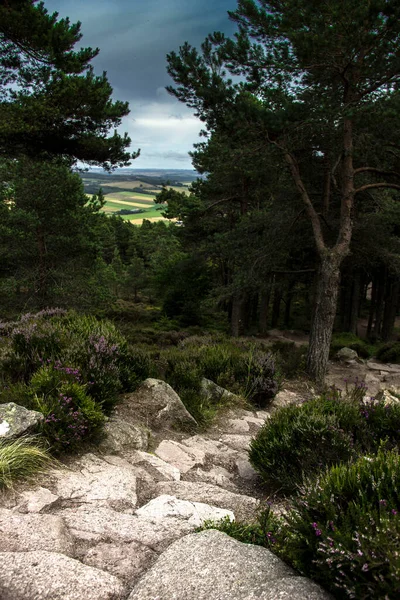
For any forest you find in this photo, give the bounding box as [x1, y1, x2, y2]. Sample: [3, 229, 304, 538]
[1, 2, 400, 599]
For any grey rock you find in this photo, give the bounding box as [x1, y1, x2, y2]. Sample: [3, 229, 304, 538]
[128, 450, 181, 481]
[201, 378, 241, 404]
[376, 389, 400, 405]
[155, 481, 259, 521]
[184, 465, 236, 489]
[0, 402, 44, 439]
[367, 361, 400, 373]
[15, 487, 59, 514]
[126, 378, 198, 430]
[99, 418, 149, 453]
[155, 440, 205, 473]
[135, 494, 234, 526]
[227, 418, 250, 433]
[0, 551, 125, 600]
[336, 347, 358, 361]
[128, 530, 332, 600]
[60, 505, 193, 551]
[0, 509, 74, 555]
[219, 434, 253, 452]
[236, 456, 259, 481]
[50, 453, 137, 511]
[256, 410, 271, 420]
[268, 390, 302, 412]
[83, 541, 157, 584]
[181, 435, 238, 470]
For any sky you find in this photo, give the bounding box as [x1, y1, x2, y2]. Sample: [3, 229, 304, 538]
[43, 0, 238, 169]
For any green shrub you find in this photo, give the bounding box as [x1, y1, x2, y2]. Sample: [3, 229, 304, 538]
[30, 365, 105, 453]
[330, 332, 373, 359]
[270, 341, 307, 378]
[249, 384, 400, 494]
[249, 403, 356, 493]
[244, 351, 278, 407]
[0, 381, 34, 409]
[118, 346, 151, 391]
[376, 341, 400, 364]
[284, 449, 400, 599]
[0, 436, 52, 488]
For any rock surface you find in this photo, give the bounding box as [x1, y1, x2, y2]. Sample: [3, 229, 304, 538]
[337, 347, 358, 361]
[135, 494, 234, 527]
[126, 378, 198, 429]
[128, 530, 332, 600]
[0, 551, 125, 600]
[0, 402, 44, 439]
[98, 418, 149, 454]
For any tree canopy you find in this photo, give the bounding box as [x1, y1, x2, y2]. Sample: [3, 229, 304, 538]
[0, 0, 137, 169]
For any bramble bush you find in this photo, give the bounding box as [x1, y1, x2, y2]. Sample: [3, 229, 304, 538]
[249, 383, 400, 493]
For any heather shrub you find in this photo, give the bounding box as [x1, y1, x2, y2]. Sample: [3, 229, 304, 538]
[270, 340, 307, 378]
[284, 449, 400, 599]
[249, 384, 400, 493]
[30, 365, 105, 452]
[249, 404, 355, 493]
[376, 341, 400, 364]
[244, 351, 278, 407]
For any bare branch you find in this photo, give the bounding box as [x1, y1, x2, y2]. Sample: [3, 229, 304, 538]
[355, 182, 400, 194]
[354, 167, 400, 178]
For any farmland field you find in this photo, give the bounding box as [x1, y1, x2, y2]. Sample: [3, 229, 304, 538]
[80, 169, 197, 224]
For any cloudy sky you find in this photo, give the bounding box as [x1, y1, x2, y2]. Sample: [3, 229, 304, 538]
[43, 0, 238, 169]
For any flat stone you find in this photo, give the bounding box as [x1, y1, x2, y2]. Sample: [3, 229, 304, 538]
[256, 410, 271, 420]
[243, 415, 266, 428]
[128, 450, 181, 481]
[128, 530, 332, 600]
[15, 487, 59, 513]
[124, 378, 198, 430]
[59, 505, 193, 551]
[0, 403, 44, 439]
[367, 361, 400, 373]
[98, 418, 149, 453]
[0, 509, 74, 555]
[155, 440, 205, 473]
[219, 434, 252, 452]
[0, 551, 125, 600]
[184, 466, 235, 489]
[155, 481, 259, 521]
[50, 453, 137, 511]
[83, 541, 157, 584]
[136, 494, 234, 527]
[268, 390, 302, 412]
[181, 435, 238, 469]
[227, 418, 250, 433]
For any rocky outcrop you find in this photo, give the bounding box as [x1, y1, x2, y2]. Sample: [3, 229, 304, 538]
[0, 551, 125, 600]
[98, 418, 149, 454]
[128, 530, 332, 600]
[124, 378, 198, 430]
[336, 347, 358, 361]
[0, 403, 43, 439]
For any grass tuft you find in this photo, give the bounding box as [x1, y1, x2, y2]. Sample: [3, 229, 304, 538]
[0, 436, 52, 489]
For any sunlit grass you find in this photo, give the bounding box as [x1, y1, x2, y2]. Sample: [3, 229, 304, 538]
[0, 436, 53, 489]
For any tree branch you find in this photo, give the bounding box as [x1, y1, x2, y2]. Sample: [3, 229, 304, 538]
[354, 167, 400, 178]
[355, 182, 400, 194]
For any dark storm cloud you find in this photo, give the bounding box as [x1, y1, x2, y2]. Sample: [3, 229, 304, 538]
[43, 0, 239, 168]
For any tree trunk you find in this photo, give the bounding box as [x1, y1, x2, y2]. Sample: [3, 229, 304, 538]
[271, 281, 281, 328]
[367, 276, 377, 337]
[381, 278, 400, 341]
[258, 287, 271, 335]
[373, 269, 386, 338]
[284, 280, 294, 328]
[306, 253, 341, 384]
[349, 269, 361, 335]
[231, 293, 243, 337]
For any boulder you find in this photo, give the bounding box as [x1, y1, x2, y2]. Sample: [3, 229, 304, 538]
[0, 509, 74, 556]
[180, 435, 238, 470]
[125, 378, 198, 430]
[83, 541, 157, 584]
[98, 418, 149, 454]
[155, 481, 259, 521]
[0, 402, 43, 439]
[0, 551, 125, 600]
[226, 418, 250, 433]
[336, 347, 358, 361]
[376, 389, 400, 406]
[268, 389, 303, 412]
[183, 465, 236, 489]
[49, 453, 138, 511]
[128, 530, 332, 600]
[128, 450, 181, 481]
[135, 494, 234, 527]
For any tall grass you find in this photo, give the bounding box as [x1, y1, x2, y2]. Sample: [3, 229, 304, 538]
[0, 437, 52, 488]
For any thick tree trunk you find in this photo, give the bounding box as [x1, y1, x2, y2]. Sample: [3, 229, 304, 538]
[381, 278, 400, 341]
[306, 253, 341, 384]
[373, 269, 386, 338]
